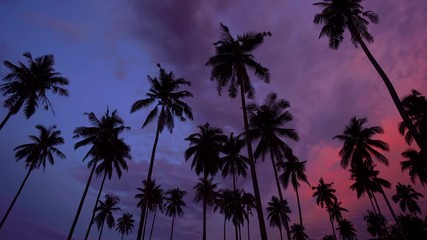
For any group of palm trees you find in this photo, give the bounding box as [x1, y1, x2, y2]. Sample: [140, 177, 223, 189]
[1, 0, 427, 239]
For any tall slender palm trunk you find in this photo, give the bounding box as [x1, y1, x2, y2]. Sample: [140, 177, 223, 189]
[371, 191, 384, 217]
[68, 159, 98, 240]
[379, 187, 407, 240]
[223, 215, 226, 240]
[294, 186, 303, 227]
[137, 118, 162, 240]
[347, 19, 427, 155]
[238, 224, 242, 240]
[239, 82, 268, 240]
[329, 215, 337, 240]
[269, 151, 291, 240]
[142, 209, 149, 240]
[203, 197, 207, 240]
[0, 167, 33, 229]
[169, 216, 175, 240]
[247, 218, 250, 240]
[0, 110, 14, 131]
[149, 208, 157, 240]
[234, 222, 238, 240]
[278, 225, 283, 240]
[84, 173, 107, 240]
[98, 220, 105, 240]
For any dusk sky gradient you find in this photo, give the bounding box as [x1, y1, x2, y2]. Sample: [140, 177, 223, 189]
[0, 0, 426, 239]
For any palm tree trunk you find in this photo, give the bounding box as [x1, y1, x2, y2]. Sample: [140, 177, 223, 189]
[367, 191, 377, 214]
[294, 186, 303, 227]
[278, 226, 283, 240]
[98, 220, 105, 240]
[84, 172, 107, 240]
[223, 214, 226, 240]
[238, 224, 242, 240]
[233, 172, 236, 191]
[239, 82, 268, 240]
[169, 215, 175, 240]
[122, 233, 124, 240]
[235, 222, 238, 240]
[68, 159, 98, 240]
[137, 203, 148, 240]
[379, 187, 407, 240]
[142, 210, 149, 240]
[329, 215, 337, 240]
[0, 167, 33, 229]
[347, 19, 427, 155]
[269, 151, 291, 240]
[203, 198, 207, 240]
[149, 208, 157, 240]
[371, 190, 384, 217]
[247, 218, 250, 240]
[0, 110, 14, 131]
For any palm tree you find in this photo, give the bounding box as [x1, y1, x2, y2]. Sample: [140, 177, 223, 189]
[94, 194, 120, 240]
[266, 196, 290, 240]
[401, 149, 427, 186]
[312, 178, 338, 240]
[290, 224, 308, 240]
[392, 183, 424, 216]
[278, 155, 310, 227]
[194, 178, 218, 240]
[214, 189, 233, 240]
[313, 0, 426, 154]
[130, 64, 193, 240]
[364, 210, 388, 239]
[399, 89, 427, 146]
[241, 191, 256, 240]
[68, 108, 129, 240]
[116, 213, 135, 240]
[206, 23, 271, 240]
[0, 52, 69, 130]
[336, 219, 357, 240]
[327, 201, 348, 240]
[0, 124, 65, 229]
[165, 188, 186, 240]
[333, 117, 389, 169]
[221, 132, 249, 190]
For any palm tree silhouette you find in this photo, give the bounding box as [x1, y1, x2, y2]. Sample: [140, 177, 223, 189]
[312, 178, 338, 240]
[399, 89, 427, 145]
[392, 183, 424, 216]
[290, 223, 308, 240]
[193, 178, 218, 240]
[313, 0, 426, 154]
[206, 23, 271, 240]
[221, 132, 249, 191]
[401, 149, 427, 186]
[266, 196, 290, 240]
[116, 213, 135, 240]
[333, 117, 389, 169]
[327, 201, 348, 240]
[0, 52, 69, 130]
[214, 189, 233, 240]
[94, 194, 120, 240]
[68, 108, 129, 239]
[247, 92, 298, 239]
[364, 210, 388, 239]
[165, 188, 186, 240]
[278, 155, 310, 227]
[0, 124, 65, 229]
[336, 219, 357, 240]
[130, 64, 193, 240]
[241, 191, 256, 240]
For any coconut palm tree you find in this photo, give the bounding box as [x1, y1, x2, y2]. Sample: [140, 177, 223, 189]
[336, 219, 357, 240]
[165, 188, 186, 240]
[241, 191, 256, 240]
[400, 149, 427, 186]
[290, 224, 308, 240]
[399, 89, 427, 146]
[221, 132, 249, 191]
[0, 52, 69, 130]
[333, 117, 389, 169]
[130, 64, 192, 240]
[392, 183, 424, 216]
[0, 124, 65, 229]
[116, 213, 135, 240]
[194, 178, 218, 240]
[68, 108, 129, 240]
[364, 210, 388, 239]
[214, 189, 233, 240]
[327, 201, 348, 240]
[247, 92, 298, 239]
[278, 155, 310, 227]
[313, 0, 426, 154]
[206, 23, 271, 240]
[266, 196, 290, 240]
[312, 178, 338, 240]
[94, 194, 120, 240]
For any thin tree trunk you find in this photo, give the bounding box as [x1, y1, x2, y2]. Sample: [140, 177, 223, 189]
[329, 215, 337, 240]
[278, 225, 283, 240]
[98, 220, 105, 240]
[223, 214, 226, 240]
[0, 167, 33, 229]
[247, 218, 250, 240]
[137, 203, 148, 240]
[380, 187, 407, 240]
[238, 224, 242, 240]
[149, 208, 157, 240]
[371, 191, 384, 217]
[347, 18, 427, 155]
[169, 216, 175, 240]
[84, 173, 107, 240]
[233, 172, 236, 191]
[294, 186, 303, 227]
[122, 233, 124, 240]
[0, 110, 14, 131]
[68, 159, 98, 240]
[203, 197, 207, 240]
[142, 210, 149, 240]
[269, 151, 291, 240]
[235, 222, 238, 240]
[239, 82, 268, 240]
[367, 191, 377, 214]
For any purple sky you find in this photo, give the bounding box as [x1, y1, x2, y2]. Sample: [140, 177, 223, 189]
[0, 0, 426, 239]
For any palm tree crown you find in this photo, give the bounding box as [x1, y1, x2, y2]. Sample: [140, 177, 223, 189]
[221, 132, 249, 188]
[399, 89, 427, 145]
[392, 183, 424, 215]
[400, 149, 427, 186]
[165, 188, 186, 219]
[94, 194, 121, 239]
[135, 179, 164, 212]
[116, 213, 135, 239]
[312, 178, 337, 208]
[337, 219, 357, 240]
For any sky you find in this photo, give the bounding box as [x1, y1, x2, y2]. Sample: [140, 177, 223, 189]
[0, 0, 426, 239]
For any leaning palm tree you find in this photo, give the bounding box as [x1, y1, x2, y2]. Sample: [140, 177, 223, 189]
[333, 117, 389, 169]
[0, 52, 69, 130]
[116, 213, 135, 240]
[392, 183, 424, 216]
[221, 132, 249, 191]
[130, 64, 193, 240]
[206, 23, 271, 240]
[364, 210, 388, 239]
[193, 178, 218, 240]
[312, 178, 338, 240]
[398, 89, 427, 146]
[214, 189, 233, 240]
[0, 124, 65, 229]
[290, 224, 308, 240]
[400, 149, 427, 186]
[165, 188, 186, 240]
[336, 219, 357, 240]
[68, 108, 129, 240]
[278, 155, 310, 227]
[266, 196, 290, 240]
[313, 0, 426, 154]
[247, 92, 298, 239]
[327, 201, 348, 240]
[241, 191, 256, 240]
[94, 194, 120, 240]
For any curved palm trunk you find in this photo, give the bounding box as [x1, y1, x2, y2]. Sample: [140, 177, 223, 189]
[149, 208, 157, 240]
[371, 191, 384, 217]
[239, 82, 268, 240]
[269, 152, 291, 240]
[367, 191, 377, 214]
[329, 215, 337, 240]
[347, 18, 427, 155]
[84, 173, 107, 240]
[294, 185, 303, 227]
[98, 220, 105, 240]
[0, 110, 14, 131]
[203, 198, 207, 240]
[379, 187, 407, 240]
[169, 215, 175, 240]
[142, 209, 149, 240]
[68, 159, 98, 240]
[0, 167, 33, 229]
